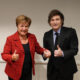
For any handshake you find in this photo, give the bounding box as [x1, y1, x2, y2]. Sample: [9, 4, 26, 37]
[43, 49, 51, 58]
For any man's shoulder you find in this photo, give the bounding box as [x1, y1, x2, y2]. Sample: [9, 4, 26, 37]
[62, 26, 76, 32]
[44, 26, 76, 36]
[62, 26, 75, 31]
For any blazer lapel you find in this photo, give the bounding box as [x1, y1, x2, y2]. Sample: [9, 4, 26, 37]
[28, 34, 35, 59]
[13, 32, 24, 53]
[28, 34, 33, 53]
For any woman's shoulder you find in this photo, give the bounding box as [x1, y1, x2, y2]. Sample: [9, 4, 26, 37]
[7, 32, 18, 40]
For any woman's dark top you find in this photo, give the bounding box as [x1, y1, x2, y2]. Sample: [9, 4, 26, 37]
[20, 43, 32, 80]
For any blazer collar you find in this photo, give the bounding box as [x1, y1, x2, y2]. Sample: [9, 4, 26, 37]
[13, 31, 20, 41]
[13, 31, 31, 41]
[13, 31, 33, 53]
[13, 32, 24, 52]
[13, 31, 31, 53]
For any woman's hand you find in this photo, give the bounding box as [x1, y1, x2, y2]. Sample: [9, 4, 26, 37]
[43, 49, 51, 58]
[12, 50, 19, 61]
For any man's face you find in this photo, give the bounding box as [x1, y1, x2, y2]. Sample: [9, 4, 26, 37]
[50, 15, 62, 31]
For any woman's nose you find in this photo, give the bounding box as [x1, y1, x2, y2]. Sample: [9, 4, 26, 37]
[22, 26, 26, 30]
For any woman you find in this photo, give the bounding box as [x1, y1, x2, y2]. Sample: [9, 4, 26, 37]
[1, 15, 51, 80]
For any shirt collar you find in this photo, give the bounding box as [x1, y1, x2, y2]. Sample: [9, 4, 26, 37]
[53, 27, 61, 35]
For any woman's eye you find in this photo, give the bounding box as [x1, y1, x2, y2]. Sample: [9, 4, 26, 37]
[25, 26, 28, 28]
[21, 25, 24, 27]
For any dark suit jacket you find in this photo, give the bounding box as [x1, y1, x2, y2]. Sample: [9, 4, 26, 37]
[1, 32, 44, 80]
[43, 27, 78, 78]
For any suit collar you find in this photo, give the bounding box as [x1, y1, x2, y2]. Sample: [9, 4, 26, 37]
[60, 26, 66, 37]
[53, 27, 61, 35]
[58, 27, 66, 46]
[49, 27, 66, 50]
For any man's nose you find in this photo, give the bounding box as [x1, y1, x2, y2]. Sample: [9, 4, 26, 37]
[54, 20, 57, 24]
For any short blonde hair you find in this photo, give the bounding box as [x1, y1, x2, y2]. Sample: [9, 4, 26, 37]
[16, 15, 31, 26]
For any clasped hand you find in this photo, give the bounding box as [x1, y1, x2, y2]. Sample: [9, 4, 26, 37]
[43, 49, 51, 58]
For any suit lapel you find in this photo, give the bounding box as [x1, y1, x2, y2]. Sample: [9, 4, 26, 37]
[58, 27, 65, 46]
[49, 30, 55, 51]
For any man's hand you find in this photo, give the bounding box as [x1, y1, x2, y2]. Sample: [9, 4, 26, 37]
[43, 49, 51, 58]
[12, 50, 19, 61]
[54, 45, 63, 57]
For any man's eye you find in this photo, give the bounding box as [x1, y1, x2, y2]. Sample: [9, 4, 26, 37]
[56, 18, 60, 20]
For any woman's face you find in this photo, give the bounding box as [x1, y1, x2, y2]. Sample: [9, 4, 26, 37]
[17, 21, 29, 36]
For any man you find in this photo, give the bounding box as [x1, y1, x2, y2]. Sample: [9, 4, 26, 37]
[43, 9, 78, 80]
